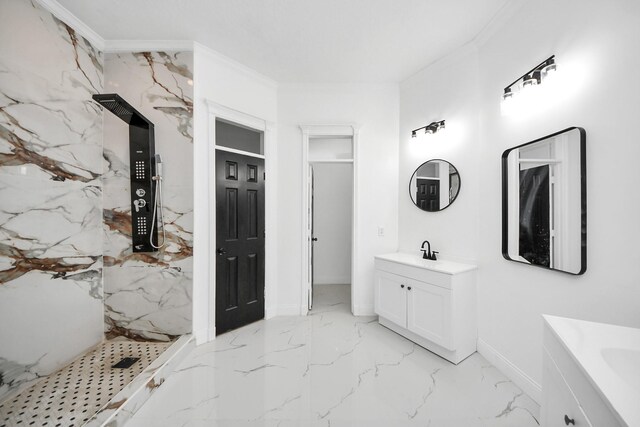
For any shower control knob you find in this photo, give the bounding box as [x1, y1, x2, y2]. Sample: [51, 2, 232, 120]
[136, 188, 146, 197]
[133, 199, 146, 213]
[407, 286, 412, 291]
[400, 284, 405, 288]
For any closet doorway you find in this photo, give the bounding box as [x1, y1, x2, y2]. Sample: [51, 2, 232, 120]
[308, 161, 353, 310]
[300, 125, 359, 314]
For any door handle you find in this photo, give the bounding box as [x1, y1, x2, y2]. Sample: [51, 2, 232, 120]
[217, 248, 227, 255]
[564, 415, 575, 426]
[312, 237, 318, 241]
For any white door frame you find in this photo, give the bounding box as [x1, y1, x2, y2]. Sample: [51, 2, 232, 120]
[300, 124, 360, 315]
[205, 100, 277, 340]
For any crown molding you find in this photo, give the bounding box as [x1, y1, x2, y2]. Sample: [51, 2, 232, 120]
[104, 40, 195, 53]
[35, 0, 105, 50]
[472, 0, 528, 47]
[194, 42, 277, 89]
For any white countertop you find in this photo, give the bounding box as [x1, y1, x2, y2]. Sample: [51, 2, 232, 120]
[544, 315, 640, 427]
[374, 252, 477, 275]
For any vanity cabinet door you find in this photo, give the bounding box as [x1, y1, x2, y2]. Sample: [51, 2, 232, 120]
[542, 349, 593, 427]
[406, 279, 454, 350]
[375, 271, 407, 327]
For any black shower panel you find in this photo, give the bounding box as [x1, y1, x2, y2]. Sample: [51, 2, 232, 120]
[93, 93, 158, 252]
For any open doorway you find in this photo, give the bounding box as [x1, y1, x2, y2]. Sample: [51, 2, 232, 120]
[300, 125, 359, 315]
[309, 162, 353, 312]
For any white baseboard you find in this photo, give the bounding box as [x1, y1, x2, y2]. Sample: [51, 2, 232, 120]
[193, 327, 208, 345]
[265, 305, 277, 319]
[477, 338, 541, 404]
[352, 304, 375, 316]
[277, 304, 303, 316]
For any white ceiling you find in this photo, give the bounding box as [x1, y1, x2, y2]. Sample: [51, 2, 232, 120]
[57, 0, 510, 83]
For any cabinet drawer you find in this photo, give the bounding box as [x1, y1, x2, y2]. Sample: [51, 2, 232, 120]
[406, 278, 453, 350]
[374, 271, 407, 327]
[375, 258, 451, 289]
[542, 348, 592, 427]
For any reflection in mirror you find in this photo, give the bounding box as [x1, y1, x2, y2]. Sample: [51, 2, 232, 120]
[502, 127, 586, 275]
[409, 160, 460, 212]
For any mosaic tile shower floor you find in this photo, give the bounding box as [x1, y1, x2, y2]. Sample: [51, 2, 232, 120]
[0, 340, 169, 427]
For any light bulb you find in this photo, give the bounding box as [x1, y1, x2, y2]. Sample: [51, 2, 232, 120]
[541, 58, 557, 80]
[522, 73, 538, 89]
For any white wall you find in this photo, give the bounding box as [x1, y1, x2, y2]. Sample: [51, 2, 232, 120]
[399, 0, 640, 402]
[277, 84, 399, 315]
[399, 46, 480, 263]
[312, 163, 352, 285]
[192, 43, 278, 342]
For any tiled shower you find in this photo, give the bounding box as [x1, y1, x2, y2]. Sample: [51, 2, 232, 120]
[0, 0, 194, 422]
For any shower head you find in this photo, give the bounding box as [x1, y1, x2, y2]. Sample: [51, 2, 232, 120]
[92, 93, 152, 128]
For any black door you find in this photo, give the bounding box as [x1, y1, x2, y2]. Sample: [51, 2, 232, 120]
[216, 150, 265, 335]
[519, 165, 550, 267]
[416, 178, 440, 211]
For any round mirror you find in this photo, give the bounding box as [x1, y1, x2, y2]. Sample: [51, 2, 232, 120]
[409, 159, 461, 212]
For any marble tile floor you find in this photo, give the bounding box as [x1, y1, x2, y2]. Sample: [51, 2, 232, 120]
[127, 285, 540, 426]
[0, 339, 170, 427]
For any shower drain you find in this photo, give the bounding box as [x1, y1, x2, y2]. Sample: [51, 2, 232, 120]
[111, 357, 140, 369]
[0, 340, 169, 427]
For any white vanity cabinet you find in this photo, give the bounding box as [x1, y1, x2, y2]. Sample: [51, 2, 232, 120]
[374, 253, 477, 364]
[542, 316, 635, 427]
[542, 347, 593, 427]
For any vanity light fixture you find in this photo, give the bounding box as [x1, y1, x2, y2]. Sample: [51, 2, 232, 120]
[411, 120, 445, 138]
[502, 55, 556, 100]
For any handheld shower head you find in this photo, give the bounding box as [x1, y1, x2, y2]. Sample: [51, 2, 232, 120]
[154, 154, 163, 178]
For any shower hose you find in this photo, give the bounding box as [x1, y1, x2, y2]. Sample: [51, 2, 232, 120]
[150, 175, 166, 249]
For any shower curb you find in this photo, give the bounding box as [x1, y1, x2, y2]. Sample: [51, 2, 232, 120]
[84, 334, 195, 427]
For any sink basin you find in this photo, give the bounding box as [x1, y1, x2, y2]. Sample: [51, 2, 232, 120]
[602, 348, 640, 393]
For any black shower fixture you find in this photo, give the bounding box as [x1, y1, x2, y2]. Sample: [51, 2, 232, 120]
[502, 55, 557, 100]
[411, 120, 445, 138]
[92, 93, 159, 253]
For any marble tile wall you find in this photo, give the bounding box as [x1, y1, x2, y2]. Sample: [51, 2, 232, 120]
[103, 51, 194, 341]
[0, 0, 104, 401]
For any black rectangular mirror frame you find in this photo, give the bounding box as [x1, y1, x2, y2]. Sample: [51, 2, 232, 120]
[501, 126, 587, 275]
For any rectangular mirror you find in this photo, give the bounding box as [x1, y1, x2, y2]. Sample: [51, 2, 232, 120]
[502, 127, 586, 275]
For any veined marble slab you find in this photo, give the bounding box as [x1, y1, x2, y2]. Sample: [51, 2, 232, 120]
[102, 51, 193, 340]
[0, 0, 104, 401]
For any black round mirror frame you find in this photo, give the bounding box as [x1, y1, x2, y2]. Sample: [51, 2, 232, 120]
[409, 159, 461, 212]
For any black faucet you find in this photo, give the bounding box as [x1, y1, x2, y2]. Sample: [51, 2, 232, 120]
[420, 240, 438, 260]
